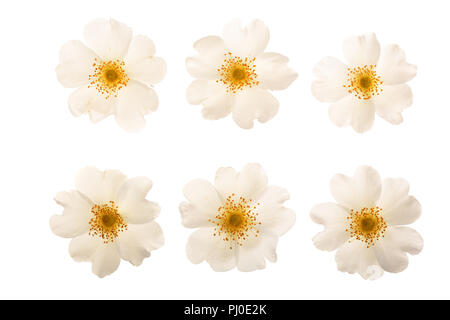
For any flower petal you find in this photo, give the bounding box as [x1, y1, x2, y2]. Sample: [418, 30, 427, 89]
[83, 19, 132, 60]
[91, 243, 121, 278]
[50, 191, 92, 238]
[186, 36, 225, 80]
[311, 57, 349, 103]
[373, 84, 413, 125]
[335, 240, 384, 280]
[232, 88, 279, 129]
[379, 179, 421, 225]
[350, 99, 375, 133]
[343, 33, 380, 66]
[374, 226, 423, 273]
[377, 44, 417, 85]
[223, 19, 269, 57]
[330, 166, 382, 209]
[255, 53, 297, 90]
[237, 163, 268, 200]
[201, 86, 233, 120]
[329, 94, 375, 132]
[181, 179, 222, 227]
[117, 221, 164, 266]
[236, 234, 278, 272]
[116, 177, 160, 224]
[310, 203, 349, 251]
[214, 166, 238, 200]
[126, 57, 166, 86]
[257, 186, 295, 236]
[56, 40, 97, 88]
[124, 35, 155, 64]
[186, 80, 218, 105]
[69, 233, 102, 262]
[75, 167, 127, 205]
[68, 85, 115, 120]
[115, 81, 158, 132]
[186, 228, 236, 271]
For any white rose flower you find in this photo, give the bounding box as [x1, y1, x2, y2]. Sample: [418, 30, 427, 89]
[310, 166, 423, 280]
[50, 167, 164, 278]
[186, 19, 297, 129]
[312, 33, 416, 133]
[56, 19, 167, 132]
[179, 163, 296, 272]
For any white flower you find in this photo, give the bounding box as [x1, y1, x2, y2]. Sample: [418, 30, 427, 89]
[179, 163, 296, 272]
[186, 19, 297, 129]
[312, 33, 416, 133]
[50, 167, 164, 278]
[56, 19, 167, 132]
[310, 166, 423, 280]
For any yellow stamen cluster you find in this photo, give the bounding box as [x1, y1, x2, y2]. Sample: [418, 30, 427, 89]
[344, 65, 383, 100]
[346, 206, 387, 248]
[89, 201, 127, 244]
[209, 194, 261, 250]
[217, 52, 259, 93]
[88, 58, 129, 99]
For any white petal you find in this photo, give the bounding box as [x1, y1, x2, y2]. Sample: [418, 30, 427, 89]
[179, 202, 215, 228]
[350, 99, 375, 133]
[124, 35, 155, 64]
[374, 226, 423, 273]
[237, 163, 268, 200]
[126, 57, 166, 86]
[91, 243, 121, 278]
[201, 86, 233, 120]
[330, 166, 381, 209]
[373, 84, 413, 125]
[335, 240, 384, 280]
[377, 44, 417, 85]
[117, 221, 164, 266]
[56, 40, 97, 88]
[214, 167, 238, 200]
[69, 233, 102, 262]
[75, 167, 127, 205]
[181, 179, 222, 227]
[343, 33, 380, 66]
[328, 95, 355, 127]
[84, 19, 132, 60]
[186, 36, 225, 80]
[186, 228, 236, 271]
[310, 203, 349, 251]
[255, 52, 297, 90]
[223, 19, 269, 57]
[50, 191, 92, 238]
[378, 178, 421, 225]
[257, 186, 295, 236]
[311, 57, 349, 103]
[115, 81, 158, 132]
[68, 85, 115, 119]
[329, 94, 375, 132]
[186, 80, 217, 105]
[116, 177, 160, 224]
[232, 88, 279, 129]
[236, 234, 278, 272]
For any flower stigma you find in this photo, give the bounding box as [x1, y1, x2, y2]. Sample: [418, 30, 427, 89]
[209, 194, 261, 249]
[217, 53, 259, 93]
[89, 201, 127, 244]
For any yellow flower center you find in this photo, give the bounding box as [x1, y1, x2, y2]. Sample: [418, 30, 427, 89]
[89, 201, 127, 244]
[209, 194, 261, 249]
[217, 53, 259, 93]
[346, 206, 387, 248]
[88, 58, 129, 99]
[344, 65, 383, 100]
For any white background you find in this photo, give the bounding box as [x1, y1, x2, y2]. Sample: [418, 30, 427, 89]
[0, 0, 447, 299]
